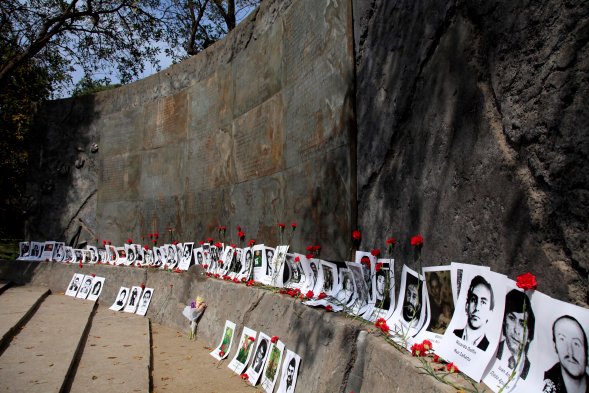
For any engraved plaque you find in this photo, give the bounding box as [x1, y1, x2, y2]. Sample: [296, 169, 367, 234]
[143, 91, 188, 149]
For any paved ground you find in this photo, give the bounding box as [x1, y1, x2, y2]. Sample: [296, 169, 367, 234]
[151, 323, 254, 393]
[69, 308, 150, 393]
[0, 286, 49, 348]
[0, 294, 95, 393]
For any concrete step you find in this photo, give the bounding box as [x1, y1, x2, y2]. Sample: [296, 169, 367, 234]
[0, 281, 12, 296]
[68, 306, 151, 393]
[0, 294, 96, 393]
[0, 286, 50, 355]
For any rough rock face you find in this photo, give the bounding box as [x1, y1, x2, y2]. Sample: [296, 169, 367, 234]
[353, 0, 588, 304]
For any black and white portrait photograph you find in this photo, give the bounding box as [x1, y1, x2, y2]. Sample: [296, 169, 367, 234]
[387, 265, 427, 346]
[261, 338, 285, 393]
[346, 262, 370, 316]
[86, 276, 105, 302]
[244, 332, 271, 386]
[508, 291, 589, 393]
[209, 320, 236, 361]
[87, 246, 99, 264]
[125, 244, 137, 266]
[451, 262, 490, 303]
[124, 286, 143, 313]
[283, 253, 308, 291]
[368, 258, 396, 322]
[153, 247, 164, 267]
[265, 247, 275, 277]
[436, 268, 507, 382]
[194, 247, 205, 266]
[135, 288, 153, 316]
[64, 246, 74, 263]
[355, 251, 376, 304]
[109, 287, 130, 311]
[53, 242, 65, 262]
[269, 246, 289, 287]
[178, 242, 194, 270]
[165, 244, 178, 269]
[65, 273, 84, 297]
[277, 350, 301, 393]
[228, 327, 258, 375]
[482, 282, 535, 392]
[18, 241, 30, 259]
[76, 275, 94, 299]
[230, 248, 243, 277]
[237, 247, 252, 279]
[115, 247, 127, 265]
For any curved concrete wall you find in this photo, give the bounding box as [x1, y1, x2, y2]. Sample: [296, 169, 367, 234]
[25, 0, 355, 260]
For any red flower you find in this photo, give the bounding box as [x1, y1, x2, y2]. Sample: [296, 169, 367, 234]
[238, 231, 245, 239]
[306, 290, 314, 299]
[291, 222, 297, 229]
[214, 273, 220, 278]
[411, 343, 425, 357]
[154, 233, 159, 239]
[371, 248, 381, 257]
[218, 260, 224, 267]
[360, 256, 371, 268]
[386, 238, 396, 246]
[248, 336, 255, 342]
[207, 237, 213, 243]
[446, 362, 458, 373]
[91, 273, 96, 277]
[102, 240, 107, 246]
[79, 263, 83, 268]
[237, 225, 242, 232]
[107, 241, 112, 245]
[375, 262, 383, 272]
[206, 272, 212, 277]
[352, 230, 361, 241]
[305, 253, 314, 260]
[313, 245, 321, 251]
[271, 336, 279, 343]
[277, 223, 285, 229]
[410, 234, 424, 246]
[294, 256, 300, 263]
[144, 245, 149, 250]
[247, 239, 256, 247]
[325, 305, 333, 312]
[230, 244, 236, 248]
[152, 239, 157, 244]
[433, 354, 440, 363]
[240, 373, 248, 380]
[306, 245, 313, 251]
[203, 264, 209, 269]
[516, 272, 537, 291]
[127, 238, 133, 244]
[318, 292, 327, 300]
[214, 242, 222, 248]
[246, 279, 254, 287]
[219, 350, 225, 357]
[140, 282, 145, 289]
[199, 241, 205, 245]
[219, 225, 226, 231]
[233, 278, 239, 283]
[172, 240, 179, 245]
[421, 339, 433, 351]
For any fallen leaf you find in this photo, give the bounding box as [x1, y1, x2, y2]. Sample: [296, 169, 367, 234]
[92, 376, 97, 380]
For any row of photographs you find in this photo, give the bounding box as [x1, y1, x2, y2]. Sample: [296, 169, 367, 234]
[211, 320, 300, 393]
[64, 273, 154, 316]
[21, 241, 589, 393]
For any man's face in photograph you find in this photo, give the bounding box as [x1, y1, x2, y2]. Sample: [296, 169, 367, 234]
[466, 284, 492, 330]
[403, 283, 418, 320]
[553, 317, 587, 378]
[504, 310, 528, 355]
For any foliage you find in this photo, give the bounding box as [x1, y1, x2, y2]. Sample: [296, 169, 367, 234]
[72, 76, 121, 97]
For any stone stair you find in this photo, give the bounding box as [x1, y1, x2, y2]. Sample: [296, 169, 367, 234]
[0, 285, 252, 393]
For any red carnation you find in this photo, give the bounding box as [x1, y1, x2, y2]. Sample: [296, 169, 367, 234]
[318, 292, 327, 300]
[371, 248, 381, 257]
[306, 245, 313, 251]
[422, 339, 433, 351]
[352, 230, 361, 241]
[385, 238, 396, 246]
[240, 373, 248, 380]
[144, 245, 149, 250]
[271, 336, 279, 343]
[219, 350, 225, 357]
[294, 256, 300, 263]
[238, 231, 245, 239]
[140, 282, 145, 289]
[291, 222, 297, 229]
[127, 238, 133, 244]
[207, 237, 213, 243]
[102, 240, 107, 246]
[410, 234, 424, 246]
[154, 233, 159, 239]
[246, 279, 254, 287]
[247, 239, 256, 247]
[152, 239, 157, 244]
[446, 362, 459, 373]
[306, 290, 314, 299]
[277, 223, 285, 229]
[91, 273, 96, 277]
[313, 245, 321, 251]
[375, 262, 383, 272]
[237, 225, 242, 232]
[172, 240, 179, 245]
[325, 305, 333, 312]
[516, 272, 537, 291]
[305, 253, 314, 260]
[214, 242, 222, 248]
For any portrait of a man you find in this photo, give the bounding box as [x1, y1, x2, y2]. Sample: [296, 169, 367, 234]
[543, 315, 588, 393]
[495, 289, 535, 379]
[244, 250, 253, 271]
[253, 339, 268, 373]
[196, 251, 204, 265]
[425, 270, 454, 334]
[284, 358, 296, 392]
[266, 249, 275, 276]
[141, 290, 152, 307]
[116, 289, 127, 306]
[402, 274, 421, 323]
[323, 266, 333, 292]
[453, 275, 494, 350]
[80, 278, 92, 294]
[69, 276, 81, 292]
[375, 269, 390, 310]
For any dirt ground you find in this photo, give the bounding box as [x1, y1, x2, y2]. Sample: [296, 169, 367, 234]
[151, 323, 256, 393]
